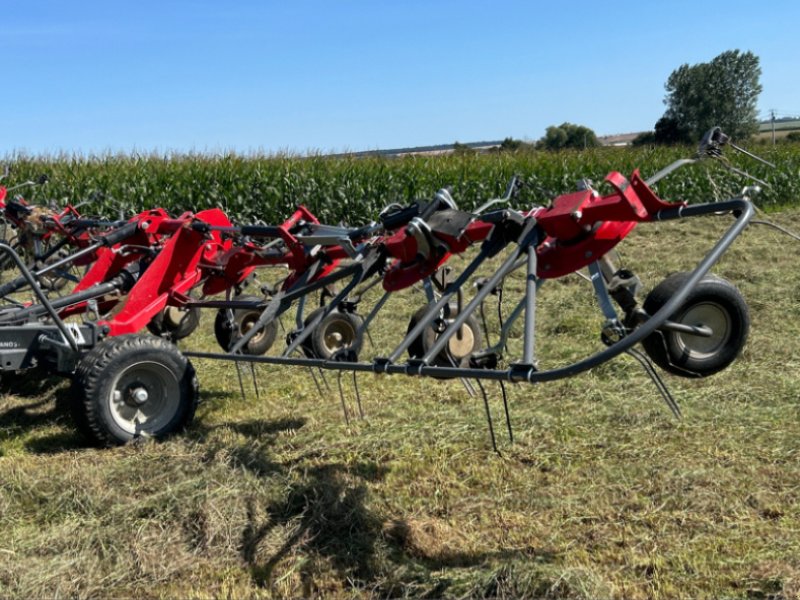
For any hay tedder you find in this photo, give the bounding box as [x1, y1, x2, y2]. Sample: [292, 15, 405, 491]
[0, 128, 781, 448]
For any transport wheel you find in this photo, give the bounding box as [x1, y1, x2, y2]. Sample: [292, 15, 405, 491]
[38, 253, 71, 292]
[301, 308, 363, 360]
[38, 271, 70, 291]
[641, 272, 749, 378]
[407, 304, 483, 373]
[213, 295, 276, 355]
[147, 306, 201, 342]
[71, 334, 199, 446]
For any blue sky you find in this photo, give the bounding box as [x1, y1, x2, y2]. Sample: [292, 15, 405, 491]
[2, 0, 798, 155]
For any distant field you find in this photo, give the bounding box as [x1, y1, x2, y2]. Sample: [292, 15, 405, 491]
[760, 119, 800, 132]
[2, 202, 800, 597]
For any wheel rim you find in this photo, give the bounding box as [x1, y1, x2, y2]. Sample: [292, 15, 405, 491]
[109, 361, 181, 435]
[239, 312, 266, 345]
[164, 306, 188, 328]
[447, 323, 476, 359]
[321, 316, 356, 355]
[674, 302, 731, 359]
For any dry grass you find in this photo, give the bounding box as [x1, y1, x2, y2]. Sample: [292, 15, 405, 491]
[2, 208, 800, 598]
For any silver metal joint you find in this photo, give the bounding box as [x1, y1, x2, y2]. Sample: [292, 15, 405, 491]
[130, 387, 149, 406]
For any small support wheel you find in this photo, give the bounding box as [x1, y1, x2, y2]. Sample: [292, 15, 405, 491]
[407, 303, 483, 376]
[71, 334, 199, 446]
[641, 272, 749, 378]
[147, 306, 201, 342]
[37, 245, 72, 291]
[213, 295, 276, 355]
[301, 308, 363, 360]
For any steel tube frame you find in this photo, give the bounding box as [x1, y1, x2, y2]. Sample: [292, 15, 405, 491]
[419, 224, 538, 366]
[0, 240, 102, 298]
[0, 243, 79, 353]
[185, 198, 753, 386]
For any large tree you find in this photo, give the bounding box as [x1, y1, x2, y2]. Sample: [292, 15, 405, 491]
[536, 123, 599, 150]
[662, 50, 762, 141]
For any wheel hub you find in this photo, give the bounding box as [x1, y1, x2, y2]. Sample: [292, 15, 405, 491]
[164, 307, 186, 328]
[109, 361, 181, 434]
[129, 386, 149, 406]
[323, 320, 354, 353]
[241, 314, 265, 343]
[675, 302, 731, 358]
[447, 324, 476, 358]
[114, 385, 151, 407]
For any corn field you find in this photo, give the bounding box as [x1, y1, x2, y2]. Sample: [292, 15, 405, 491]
[4, 144, 799, 224]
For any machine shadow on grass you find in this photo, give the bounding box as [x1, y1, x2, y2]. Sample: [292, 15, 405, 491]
[0, 373, 87, 453]
[218, 419, 556, 596]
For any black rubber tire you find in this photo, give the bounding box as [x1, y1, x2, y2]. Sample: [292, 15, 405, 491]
[147, 306, 201, 342]
[641, 272, 749, 378]
[71, 334, 199, 446]
[407, 303, 484, 372]
[38, 250, 72, 292]
[38, 272, 70, 292]
[301, 308, 363, 360]
[213, 295, 276, 355]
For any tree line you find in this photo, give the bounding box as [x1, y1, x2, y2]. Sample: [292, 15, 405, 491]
[473, 49, 763, 151]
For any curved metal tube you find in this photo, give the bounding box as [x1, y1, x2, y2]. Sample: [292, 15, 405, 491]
[0, 243, 79, 353]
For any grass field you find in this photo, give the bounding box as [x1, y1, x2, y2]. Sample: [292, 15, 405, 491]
[2, 204, 800, 598]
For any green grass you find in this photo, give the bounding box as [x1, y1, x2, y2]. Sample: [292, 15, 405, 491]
[2, 208, 800, 598]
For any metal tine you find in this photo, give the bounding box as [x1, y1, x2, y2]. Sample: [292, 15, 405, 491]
[499, 380, 513, 444]
[352, 371, 365, 419]
[336, 371, 350, 426]
[227, 292, 248, 402]
[496, 287, 506, 348]
[318, 368, 332, 392]
[249, 362, 260, 400]
[444, 347, 476, 398]
[364, 325, 376, 349]
[719, 161, 770, 188]
[479, 299, 491, 347]
[474, 378, 499, 455]
[234, 360, 247, 402]
[729, 141, 777, 168]
[625, 348, 682, 419]
[308, 367, 324, 397]
[459, 378, 476, 398]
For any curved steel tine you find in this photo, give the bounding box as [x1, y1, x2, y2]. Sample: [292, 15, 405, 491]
[475, 379, 499, 455]
[318, 368, 332, 392]
[352, 371, 364, 419]
[249, 363, 260, 400]
[235, 360, 247, 402]
[499, 380, 513, 444]
[336, 371, 350, 426]
[626, 348, 682, 419]
[308, 367, 324, 397]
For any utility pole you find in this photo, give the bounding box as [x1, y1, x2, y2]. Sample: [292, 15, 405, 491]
[771, 109, 776, 146]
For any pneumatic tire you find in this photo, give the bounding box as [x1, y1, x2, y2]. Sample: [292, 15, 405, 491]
[147, 306, 201, 342]
[71, 334, 199, 446]
[407, 303, 483, 376]
[213, 295, 277, 355]
[641, 272, 749, 378]
[301, 308, 364, 360]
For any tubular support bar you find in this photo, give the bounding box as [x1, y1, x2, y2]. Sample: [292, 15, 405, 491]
[0, 241, 102, 298]
[0, 244, 79, 353]
[0, 277, 124, 324]
[420, 225, 538, 366]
